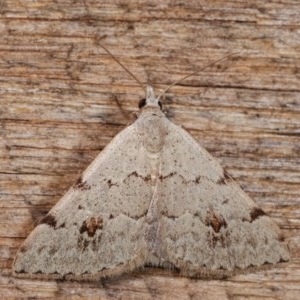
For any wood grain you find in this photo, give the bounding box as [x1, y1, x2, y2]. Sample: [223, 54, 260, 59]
[0, 1, 299, 299]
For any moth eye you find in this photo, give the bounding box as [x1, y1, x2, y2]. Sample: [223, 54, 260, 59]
[138, 98, 146, 109]
[138, 99, 163, 110]
[158, 101, 163, 110]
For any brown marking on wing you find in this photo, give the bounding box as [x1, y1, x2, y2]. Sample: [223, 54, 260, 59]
[74, 176, 91, 191]
[217, 170, 232, 185]
[250, 207, 266, 222]
[40, 214, 57, 228]
[205, 211, 227, 233]
[79, 217, 103, 237]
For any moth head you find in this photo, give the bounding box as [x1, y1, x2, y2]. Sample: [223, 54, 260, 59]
[138, 86, 162, 110]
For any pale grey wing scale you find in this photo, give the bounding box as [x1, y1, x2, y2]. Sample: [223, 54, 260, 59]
[13, 123, 152, 280]
[159, 121, 290, 276]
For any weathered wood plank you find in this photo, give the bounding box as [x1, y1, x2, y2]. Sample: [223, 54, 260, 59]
[0, 0, 299, 299]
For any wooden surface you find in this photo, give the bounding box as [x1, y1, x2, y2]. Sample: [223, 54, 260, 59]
[0, 1, 300, 299]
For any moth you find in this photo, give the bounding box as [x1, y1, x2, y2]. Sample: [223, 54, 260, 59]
[13, 46, 290, 280]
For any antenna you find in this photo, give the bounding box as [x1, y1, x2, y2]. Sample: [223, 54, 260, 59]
[157, 52, 240, 100]
[98, 41, 240, 100]
[98, 42, 145, 91]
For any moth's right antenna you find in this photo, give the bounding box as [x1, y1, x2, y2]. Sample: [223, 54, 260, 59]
[157, 52, 240, 100]
[98, 43, 145, 91]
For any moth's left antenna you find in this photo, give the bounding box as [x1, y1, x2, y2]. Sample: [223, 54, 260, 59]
[98, 43, 145, 91]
